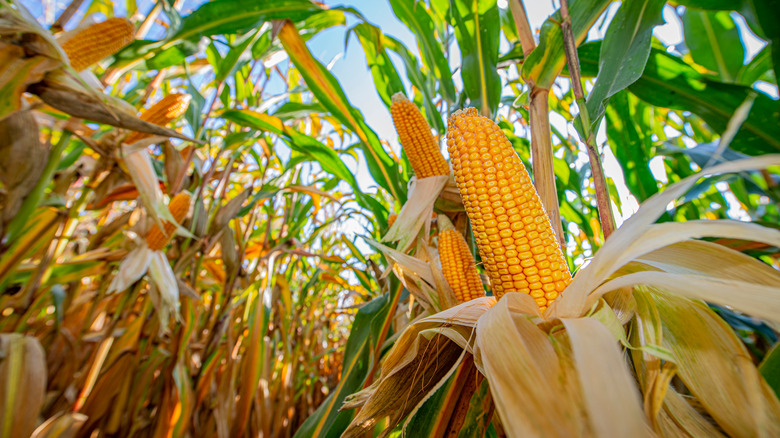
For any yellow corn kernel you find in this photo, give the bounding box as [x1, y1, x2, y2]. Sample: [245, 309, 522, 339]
[62, 18, 135, 71]
[387, 213, 398, 228]
[145, 192, 191, 251]
[446, 108, 571, 311]
[125, 93, 191, 144]
[439, 229, 485, 303]
[390, 93, 449, 178]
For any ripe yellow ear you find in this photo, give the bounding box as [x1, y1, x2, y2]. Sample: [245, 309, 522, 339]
[446, 108, 570, 311]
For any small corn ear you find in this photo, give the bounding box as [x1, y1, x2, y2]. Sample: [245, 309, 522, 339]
[125, 93, 191, 145]
[390, 93, 449, 179]
[446, 108, 571, 311]
[439, 228, 485, 303]
[61, 18, 135, 71]
[145, 191, 191, 251]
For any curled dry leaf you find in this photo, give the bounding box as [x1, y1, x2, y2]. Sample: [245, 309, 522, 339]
[28, 71, 198, 143]
[213, 188, 252, 232]
[30, 411, 88, 438]
[381, 175, 449, 252]
[0, 109, 47, 230]
[0, 0, 67, 61]
[341, 333, 464, 438]
[0, 43, 59, 119]
[0, 334, 47, 438]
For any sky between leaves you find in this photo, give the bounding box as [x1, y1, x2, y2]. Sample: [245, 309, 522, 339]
[24, 0, 775, 229]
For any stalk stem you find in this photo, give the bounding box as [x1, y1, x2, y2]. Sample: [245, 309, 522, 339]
[528, 90, 565, 246]
[508, 0, 536, 56]
[559, 0, 616, 239]
[509, 0, 566, 247]
[50, 0, 85, 32]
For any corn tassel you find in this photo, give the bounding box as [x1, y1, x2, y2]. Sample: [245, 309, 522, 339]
[61, 18, 135, 71]
[446, 108, 571, 311]
[439, 228, 485, 302]
[390, 93, 449, 179]
[145, 192, 191, 251]
[125, 93, 191, 145]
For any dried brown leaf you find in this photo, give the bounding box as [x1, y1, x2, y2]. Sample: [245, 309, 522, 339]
[0, 334, 46, 438]
[0, 109, 47, 226]
[29, 73, 198, 142]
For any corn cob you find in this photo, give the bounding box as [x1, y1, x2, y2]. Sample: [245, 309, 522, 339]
[390, 93, 449, 179]
[439, 228, 485, 302]
[446, 108, 571, 311]
[145, 192, 191, 251]
[125, 93, 191, 145]
[61, 18, 135, 71]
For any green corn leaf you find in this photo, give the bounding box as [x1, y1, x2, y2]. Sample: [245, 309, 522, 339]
[388, 0, 457, 103]
[584, 0, 665, 134]
[605, 92, 659, 202]
[682, 9, 744, 83]
[578, 42, 780, 155]
[449, 0, 501, 118]
[348, 22, 405, 108]
[277, 21, 407, 204]
[170, 0, 322, 42]
[521, 0, 611, 90]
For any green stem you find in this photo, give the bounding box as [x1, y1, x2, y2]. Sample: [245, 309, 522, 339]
[559, 0, 616, 239]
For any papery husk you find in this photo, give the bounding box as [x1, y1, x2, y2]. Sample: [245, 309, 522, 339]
[586, 225, 780, 323]
[121, 146, 194, 241]
[426, 243, 460, 310]
[628, 239, 780, 286]
[0, 109, 47, 229]
[0, 42, 59, 119]
[0, 334, 46, 438]
[560, 317, 654, 437]
[341, 299, 492, 435]
[341, 333, 464, 438]
[382, 175, 448, 252]
[655, 388, 727, 437]
[367, 239, 441, 312]
[107, 244, 152, 293]
[121, 147, 169, 232]
[147, 250, 181, 327]
[550, 155, 780, 319]
[633, 288, 780, 437]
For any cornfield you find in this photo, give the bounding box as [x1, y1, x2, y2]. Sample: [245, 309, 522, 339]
[1, 0, 779, 437]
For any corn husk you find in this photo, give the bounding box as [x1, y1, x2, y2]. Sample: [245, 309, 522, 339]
[147, 250, 181, 325]
[344, 155, 780, 437]
[0, 110, 47, 228]
[0, 334, 46, 438]
[0, 43, 59, 120]
[381, 175, 449, 252]
[29, 71, 197, 142]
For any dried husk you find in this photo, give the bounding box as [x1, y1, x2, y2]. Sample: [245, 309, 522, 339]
[0, 334, 46, 438]
[30, 412, 88, 438]
[381, 175, 449, 252]
[29, 71, 197, 142]
[0, 43, 59, 119]
[342, 156, 780, 437]
[0, 109, 47, 229]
